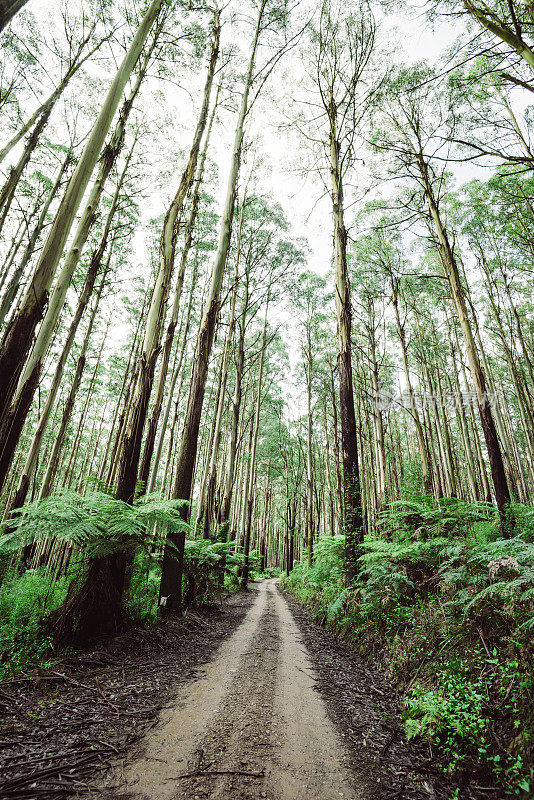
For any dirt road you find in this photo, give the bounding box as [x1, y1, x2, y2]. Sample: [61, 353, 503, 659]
[0, 580, 481, 800]
[102, 579, 359, 800]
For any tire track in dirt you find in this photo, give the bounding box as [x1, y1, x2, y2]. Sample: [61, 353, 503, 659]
[175, 589, 281, 799]
[99, 579, 359, 800]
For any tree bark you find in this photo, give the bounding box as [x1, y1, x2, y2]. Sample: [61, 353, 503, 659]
[0, 149, 72, 330]
[203, 250, 240, 539]
[0, 92, 143, 493]
[0, 0, 166, 452]
[137, 48, 220, 492]
[329, 93, 363, 579]
[0, 0, 28, 32]
[159, 2, 266, 613]
[419, 157, 512, 523]
[241, 288, 270, 589]
[9, 241, 112, 515]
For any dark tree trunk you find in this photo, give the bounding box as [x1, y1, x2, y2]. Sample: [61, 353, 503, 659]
[329, 104, 363, 579]
[52, 553, 129, 646]
[160, 302, 219, 611]
[0, 0, 28, 32]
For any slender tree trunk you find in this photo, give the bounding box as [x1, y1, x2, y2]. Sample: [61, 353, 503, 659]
[420, 159, 512, 522]
[329, 365, 343, 534]
[0, 0, 166, 463]
[62, 330, 107, 489]
[137, 48, 220, 491]
[0, 35, 156, 493]
[159, 3, 265, 612]
[367, 299, 387, 503]
[0, 149, 72, 330]
[220, 264, 249, 525]
[388, 269, 432, 492]
[9, 244, 112, 515]
[203, 254, 240, 539]
[100, 287, 149, 484]
[147, 270, 196, 494]
[241, 288, 270, 589]
[323, 398, 336, 535]
[305, 334, 314, 566]
[328, 94, 363, 578]
[39, 259, 114, 501]
[0, 26, 106, 165]
[448, 326, 479, 500]
[0, 216, 27, 298]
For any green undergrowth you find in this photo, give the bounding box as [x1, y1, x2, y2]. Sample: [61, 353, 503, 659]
[251, 565, 281, 581]
[282, 498, 534, 798]
[0, 489, 254, 679]
[0, 538, 249, 680]
[0, 568, 70, 680]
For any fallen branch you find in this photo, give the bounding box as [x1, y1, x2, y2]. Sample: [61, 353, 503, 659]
[172, 769, 265, 779]
[94, 677, 120, 713]
[380, 727, 398, 757]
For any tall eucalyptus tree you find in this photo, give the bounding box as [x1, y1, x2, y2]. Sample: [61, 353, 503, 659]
[0, 0, 169, 454]
[159, 0, 303, 611]
[302, 0, 381, 576]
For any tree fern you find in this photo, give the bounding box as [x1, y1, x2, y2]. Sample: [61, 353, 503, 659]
[0, 490, 190, 559]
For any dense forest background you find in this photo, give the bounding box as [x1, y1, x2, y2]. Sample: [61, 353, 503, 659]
[0, 0, 533, 796]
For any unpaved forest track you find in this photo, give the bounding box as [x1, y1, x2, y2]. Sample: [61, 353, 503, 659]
[0, 579, 477, 800]
[99, 579, 358, 800]
[0, 579, 468, 800]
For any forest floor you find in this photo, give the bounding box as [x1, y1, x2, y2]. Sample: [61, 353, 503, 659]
[0, 580, 484, 800]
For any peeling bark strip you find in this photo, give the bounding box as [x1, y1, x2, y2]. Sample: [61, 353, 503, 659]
[0, 0, 167, 460]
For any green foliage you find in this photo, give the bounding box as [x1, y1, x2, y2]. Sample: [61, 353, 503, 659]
[404, 657, 530, 792]
[255, 565, 281, 580]
[377, 496, 498, 540]
[283, 535, 347, 625]
[0, 490, 190, 559]
[0, 569, 70, 680]
[182, 538, 251, 607]
[126, 552, 161, 623]
[283, 497, 534, 796]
